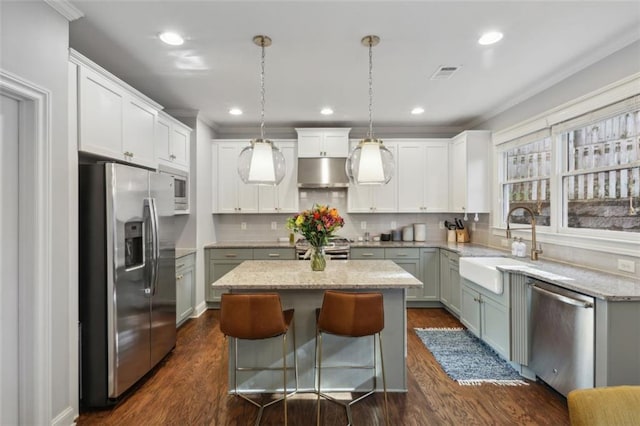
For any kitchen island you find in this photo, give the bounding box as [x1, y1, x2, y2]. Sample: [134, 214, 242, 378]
[211, 259, 423, 393]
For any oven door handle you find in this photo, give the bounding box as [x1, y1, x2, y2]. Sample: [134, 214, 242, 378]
[531, 285, 593, 308]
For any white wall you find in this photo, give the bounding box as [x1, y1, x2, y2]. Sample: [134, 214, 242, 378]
[0, 1, 77, 424]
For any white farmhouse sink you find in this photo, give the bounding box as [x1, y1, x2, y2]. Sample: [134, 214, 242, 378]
[459, 257, 533, 294]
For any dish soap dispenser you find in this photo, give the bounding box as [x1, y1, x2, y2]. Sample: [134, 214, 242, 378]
[516, 238, 526, 258]
[511, 238, 518, 256]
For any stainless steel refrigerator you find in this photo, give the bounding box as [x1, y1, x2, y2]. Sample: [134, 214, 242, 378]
[79, 162, 176, 408]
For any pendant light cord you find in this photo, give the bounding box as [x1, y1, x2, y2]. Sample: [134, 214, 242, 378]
[368, 39, 374, 139]
[260, 40, 266, 140]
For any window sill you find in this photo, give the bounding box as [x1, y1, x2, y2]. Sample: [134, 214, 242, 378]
[491, 226, 640, 257]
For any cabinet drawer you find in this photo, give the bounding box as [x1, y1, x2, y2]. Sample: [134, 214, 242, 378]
[176, 252, 195, 271]
[253, 248, 295, 260]
[209, 248, 253, 260]
[351, 248, 385, 259]
[385, 248, 420, 259]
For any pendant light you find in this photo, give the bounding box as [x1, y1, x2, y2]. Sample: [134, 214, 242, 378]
[345, 35, 394, 185]
[237, 35, 286, 186]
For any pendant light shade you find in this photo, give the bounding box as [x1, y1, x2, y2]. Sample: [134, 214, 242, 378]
[237, 35, 285, 186]
[346, 35, 394, 185]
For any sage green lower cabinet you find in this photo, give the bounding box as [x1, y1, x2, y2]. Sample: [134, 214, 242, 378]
[205, 247, 295, 302]
[176, 253, 196, 327]
[385, 248, 421, 301]
[419, 248, 440, 303]
[460, 277, 510, 359]
[439, 249, 460, 316]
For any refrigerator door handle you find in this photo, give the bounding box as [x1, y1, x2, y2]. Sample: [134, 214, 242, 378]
[150, 198, 160, 296]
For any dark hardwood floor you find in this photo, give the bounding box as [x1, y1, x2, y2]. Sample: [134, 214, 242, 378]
[77, 308, 569, 425]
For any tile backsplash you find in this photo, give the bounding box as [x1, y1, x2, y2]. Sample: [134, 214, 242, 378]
[212, 189, 490, 244]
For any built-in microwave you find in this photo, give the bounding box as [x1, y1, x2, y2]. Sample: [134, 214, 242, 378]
[160, 167, 189, 212]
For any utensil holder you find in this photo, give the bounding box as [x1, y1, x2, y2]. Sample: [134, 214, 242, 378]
[447, 230, 456, 243]
[456, 229, 470, 243]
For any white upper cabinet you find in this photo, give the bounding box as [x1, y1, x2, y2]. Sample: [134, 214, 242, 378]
[156, 111, 191, 172]
[296, 128, 350, 157]
[348, 140, 398, 212]
[448, 130, 491, 213]
[397, 139, 450, 212]
[258, 141, 299, 213]
[214, 141, 259, 213]
[71, 50, 161, 169]
[213, 140, 298, 214]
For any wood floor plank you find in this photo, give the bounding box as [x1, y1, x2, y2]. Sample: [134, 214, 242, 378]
[77, 308, 569, 425]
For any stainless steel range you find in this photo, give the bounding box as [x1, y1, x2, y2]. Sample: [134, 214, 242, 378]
[295, 237, 350, 260]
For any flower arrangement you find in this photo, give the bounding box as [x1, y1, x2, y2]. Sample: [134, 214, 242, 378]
[286, 204, 345, 248]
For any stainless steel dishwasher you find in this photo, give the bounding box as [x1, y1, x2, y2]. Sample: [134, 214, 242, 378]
[529, 279, 594, 397]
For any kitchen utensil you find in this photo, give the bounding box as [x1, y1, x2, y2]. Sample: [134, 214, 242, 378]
[455, 218, 464, 229]
[414, 223, 426, 241]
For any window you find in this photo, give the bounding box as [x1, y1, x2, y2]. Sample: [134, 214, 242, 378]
[501, 135, 552, 227]
[558, 103, 639, 233]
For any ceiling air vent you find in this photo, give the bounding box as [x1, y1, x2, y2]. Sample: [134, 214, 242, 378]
[430, 65, 461, 80]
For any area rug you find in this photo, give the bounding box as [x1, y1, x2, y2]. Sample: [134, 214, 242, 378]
[414, 327, 528, 386]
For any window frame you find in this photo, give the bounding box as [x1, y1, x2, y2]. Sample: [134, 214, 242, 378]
[492, 73, 640, 257]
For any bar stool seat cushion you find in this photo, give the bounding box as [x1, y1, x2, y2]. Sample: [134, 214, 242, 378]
[317, 290, 384, 337]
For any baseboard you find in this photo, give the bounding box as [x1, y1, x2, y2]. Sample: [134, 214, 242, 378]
[51, 405, 76, 426]
[191, 301, 208, 318]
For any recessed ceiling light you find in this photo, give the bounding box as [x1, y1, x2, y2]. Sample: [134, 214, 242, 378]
[159, 31, 184, 46]
[229, 108, 243, 116]
[320, 107, 334, 115]
[478, 31, 503, 45]
[411, 107, 425, 115]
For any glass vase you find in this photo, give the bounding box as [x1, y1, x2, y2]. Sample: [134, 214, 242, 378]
[310, 246, 326, 271]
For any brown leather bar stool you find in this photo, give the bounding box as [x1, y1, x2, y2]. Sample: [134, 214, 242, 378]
[315, 290, 389, 426]
[219, 293, 298, 426]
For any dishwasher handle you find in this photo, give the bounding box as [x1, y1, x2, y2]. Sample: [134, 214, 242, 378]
[532, 285, 594, 309]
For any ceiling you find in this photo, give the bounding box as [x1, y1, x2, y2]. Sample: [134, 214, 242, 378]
[68, 1, 640, 135]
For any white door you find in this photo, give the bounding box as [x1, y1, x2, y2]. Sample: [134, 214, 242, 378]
[1, 93, 20, 424]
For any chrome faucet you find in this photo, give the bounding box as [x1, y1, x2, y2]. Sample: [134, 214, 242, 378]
[506, 206, 543, 261]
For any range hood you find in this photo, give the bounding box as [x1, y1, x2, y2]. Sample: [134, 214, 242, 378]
[297, 157, 349, 188]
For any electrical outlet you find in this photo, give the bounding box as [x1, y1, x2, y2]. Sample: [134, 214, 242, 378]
[271, 221, 277, 230]
[438, 221, 444, 230]
[391, 221, 397, 230]
[241, 222, 247, 230]
[618, 259, 636, 273]
[501, 238, 509, 247]
[360, 221, 367, 230]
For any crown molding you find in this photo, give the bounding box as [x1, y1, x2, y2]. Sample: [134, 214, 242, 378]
[165, 109, 219, 132]
[43, 0, 84, 21]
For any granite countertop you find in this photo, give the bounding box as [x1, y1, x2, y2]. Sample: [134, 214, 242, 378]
[204, 240, 638, 300]
[211, 259, 423, 290]
[496, 262, 640, 302]
[176, 248, 197, 259]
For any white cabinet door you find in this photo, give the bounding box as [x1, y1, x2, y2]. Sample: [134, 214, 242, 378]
[348, 142, 397, 212]
[157, 111, 191, 172]
[295, 128, 350, 157]
[156, 115, 172, 163]
[323, 130, 350, 157]
[215, 141, 258, 213]
[78, 66, 124, 160]
[297, 132, 323, 157]
[449, 137, 467, 213]
[123, 97, 156, 168]
[274, 142, 298, 212]
[449, 131, 491, 213]
[397, 143, 426, 212]
[257, 141, 297, 213]
[171, 124, 190, 169]
[423, 142, 449, 212]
